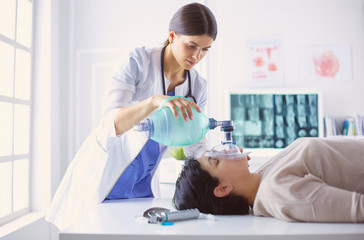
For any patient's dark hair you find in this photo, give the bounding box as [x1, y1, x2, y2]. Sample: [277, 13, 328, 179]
[173, 158, 250, 215]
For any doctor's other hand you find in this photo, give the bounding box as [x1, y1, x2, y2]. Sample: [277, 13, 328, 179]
[152, 95, 201, 121]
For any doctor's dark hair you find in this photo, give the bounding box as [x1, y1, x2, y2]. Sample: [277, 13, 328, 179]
[172, 158, 250, 215]
[164, 3, 218, 46]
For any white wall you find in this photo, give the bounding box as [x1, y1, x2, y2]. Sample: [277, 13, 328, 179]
[45, 0, 364, 173]
[0, 216, 49, 240]
[62, 0, 204, 161]
[60, 0, 364, 156]
[210, 0, 364, 121]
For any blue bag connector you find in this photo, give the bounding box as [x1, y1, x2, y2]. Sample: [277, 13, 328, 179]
[133, 96, 232, 147]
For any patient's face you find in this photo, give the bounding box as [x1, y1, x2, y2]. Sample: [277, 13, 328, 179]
[197, 154, 250, 185]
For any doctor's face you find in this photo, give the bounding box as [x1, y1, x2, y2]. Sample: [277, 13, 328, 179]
[171, 33, 213, 70]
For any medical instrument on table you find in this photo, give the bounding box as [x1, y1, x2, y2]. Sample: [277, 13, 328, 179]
[143, 207, 200, 224]
[160, 45, 196, 103]
[134, 96, 237, 146]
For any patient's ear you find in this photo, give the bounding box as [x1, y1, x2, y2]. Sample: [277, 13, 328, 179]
[213, 183, 233, 198]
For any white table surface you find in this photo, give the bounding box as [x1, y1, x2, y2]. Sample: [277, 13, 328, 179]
[60, 198, 364, 240]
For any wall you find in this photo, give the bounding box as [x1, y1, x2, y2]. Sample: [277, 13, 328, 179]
[63, 0, 203, 161]
[0, 215, 49, 240]
[60, 0, 364, 155]
[210, 0, 364, 122]
[56, 0, 364, 178]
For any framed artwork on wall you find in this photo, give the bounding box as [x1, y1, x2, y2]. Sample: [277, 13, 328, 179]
[298, 44, 352, 82]
[246, 39, 284, 87]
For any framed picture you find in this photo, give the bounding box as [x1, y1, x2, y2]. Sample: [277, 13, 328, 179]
[299, 44, 352, 82]
[229, 89, 323, 149]
[246, 39, 284, 86]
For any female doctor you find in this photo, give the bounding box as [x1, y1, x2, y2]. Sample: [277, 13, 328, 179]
[46, 2, 218, 230]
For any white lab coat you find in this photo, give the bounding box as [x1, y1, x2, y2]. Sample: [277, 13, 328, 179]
[45, 46, 208, 230]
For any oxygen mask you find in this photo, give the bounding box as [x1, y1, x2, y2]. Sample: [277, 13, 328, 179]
[204, 142, 244, 159]
[204, 120, 251, 160]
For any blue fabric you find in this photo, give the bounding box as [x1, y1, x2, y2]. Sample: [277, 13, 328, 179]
[105, 90, 175, 200]
[167, 89, 175, 96]
[106, 139, 160, 199]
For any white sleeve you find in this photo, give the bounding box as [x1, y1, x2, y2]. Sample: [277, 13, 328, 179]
[311, 182, 364, 222]
[265, 174, 364, 223]
[96, 50, 145, 149]
[102, 51, 145, 117]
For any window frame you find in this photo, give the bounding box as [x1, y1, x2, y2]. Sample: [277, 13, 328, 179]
[0, 0, 33, 226]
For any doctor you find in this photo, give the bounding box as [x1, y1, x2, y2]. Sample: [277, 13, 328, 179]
[46, 2, 218, 230]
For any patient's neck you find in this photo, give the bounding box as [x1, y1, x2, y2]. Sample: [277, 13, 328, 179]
[247, 173, 260, 206]
[236, 173, 260, 207]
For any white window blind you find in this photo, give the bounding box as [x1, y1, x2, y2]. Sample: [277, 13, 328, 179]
[0, 0, 32, 225]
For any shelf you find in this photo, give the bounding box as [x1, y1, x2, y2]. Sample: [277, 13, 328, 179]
[325, 135, 364, 139]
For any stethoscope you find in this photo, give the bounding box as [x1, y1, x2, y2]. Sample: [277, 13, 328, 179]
[160, 45, 197, 103]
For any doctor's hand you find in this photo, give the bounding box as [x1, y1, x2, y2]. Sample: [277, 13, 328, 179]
[152, 95, 201, 121]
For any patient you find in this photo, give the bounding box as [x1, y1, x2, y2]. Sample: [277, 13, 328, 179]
[173, 137, 364, 222]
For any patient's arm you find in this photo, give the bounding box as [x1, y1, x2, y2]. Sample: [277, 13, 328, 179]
[311, 183, 363, 222]
[277, 175, 364, 223]
[254, 138, 364, 223]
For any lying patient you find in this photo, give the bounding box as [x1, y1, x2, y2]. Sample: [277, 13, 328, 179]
[173, 137, 364, 222]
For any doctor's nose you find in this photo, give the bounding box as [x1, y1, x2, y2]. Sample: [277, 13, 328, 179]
[192, 49, 203, 61]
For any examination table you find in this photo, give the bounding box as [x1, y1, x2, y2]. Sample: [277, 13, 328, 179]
[60, 197, 364, 240]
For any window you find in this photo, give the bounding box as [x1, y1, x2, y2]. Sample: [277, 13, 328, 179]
[0, 0, 33, 225]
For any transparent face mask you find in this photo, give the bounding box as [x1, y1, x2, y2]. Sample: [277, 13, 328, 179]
[203, 142, 251, 160]
[205, 120, 251, 160]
